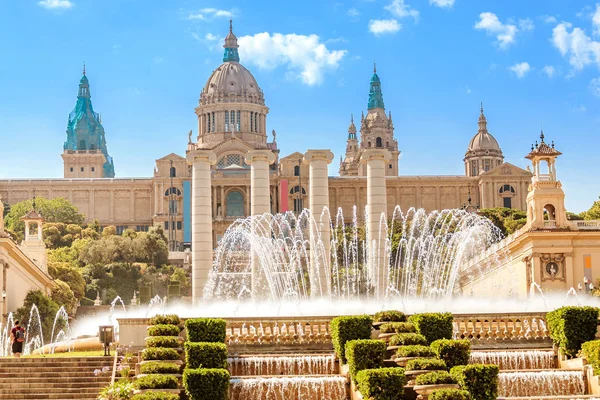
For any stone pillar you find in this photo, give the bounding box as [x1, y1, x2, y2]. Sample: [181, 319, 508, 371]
[362, 149, 391, 298]
[245, 150, 276, 297]
[186, 150, 217, 304]
[304, 150, 334, 298]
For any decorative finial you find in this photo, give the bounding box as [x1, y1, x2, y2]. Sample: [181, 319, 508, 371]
[83, 62, 86, 76]
[535, 140, 539, 148]
[531, 144, 534, 151]
[229, 19, 233, 33]
[373, 62, 376, 74]
[480, 101, 484, 114]
[552, 140, 555, 148]
[351, 113, 354, 123]
[540, 130, 545, 142]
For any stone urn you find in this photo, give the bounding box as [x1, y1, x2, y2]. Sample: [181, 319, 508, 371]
[394, 356, 418, 367]
[404, 370, 434, 386]
[413, 384, 460, 400]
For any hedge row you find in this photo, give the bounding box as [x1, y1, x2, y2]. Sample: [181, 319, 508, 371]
[450, 364, 498, 400]
[330, 315, 373, 363]
[415, 370, 457, 385]
[430, 388, 472, 400]
[405, 358, 446, 371]
[373, 310, 407, 323]
[140, 362, 181, 375]
[380, 322, 416, 334]
[355, 367, 406, 400]
[183, 368, 230, 400]
[395, 345, 436, 358]
[185, 342, 228, 370]
[547, 306, 599, 357]
[409, 313, 453, 344]
[389, 333, 427, 347]
[185, 318, 227, 343]
[134, 374, 178, 390]
[145, 336, 180, 349]
[431, 339, 471, 370]
[148, 324, 181, 337]
[141, 348, 180, 361]
[149, 315, 181, 326]
[345, 339, 386, 379]
[131, 393, 180, 400]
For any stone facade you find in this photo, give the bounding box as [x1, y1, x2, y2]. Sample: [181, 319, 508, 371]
[0, 23, 532, 250]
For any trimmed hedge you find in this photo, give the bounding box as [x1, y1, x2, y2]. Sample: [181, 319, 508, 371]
[395, 345, 436, 358]
[146, 336, 180, 349]
[430, 388, 472, 400]
[374, 310, 407, 323]
[330, 315, 373, 363]
[405, 358, 446, 371]
[346, 339, 386, 379]
[185, 342, 228, 370]
[183, 368, 230, 400]
[389, 333, 427, 347]
[431, 339, 471, 370]
[415, 371, 457, 385]
[149, 315, 181, 326]
[134, 374, 178, 390]
[141, 348, 180, 361]
[185, 318, 227, 343]
[356, 367, 406, 400]
[582, 340, 600, 375]
[409, 313, 453, 344]
[132, 393, 180, 400]
[547, 306, 599, 357]
[380, 322, 416, 334]
[148, 324, 181, 337]
[140, 361, 181, 375]
[450, 364, 498, 400]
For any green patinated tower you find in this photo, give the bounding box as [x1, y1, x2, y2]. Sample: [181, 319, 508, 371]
[62, 65, 115, 178]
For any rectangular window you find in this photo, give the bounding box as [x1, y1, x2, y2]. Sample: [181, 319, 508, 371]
[503, 197, 512, 208]
[91, 167, 95, 172]
[211, 112, 215, 132]
[206, 113, 210, 133]
[169, 200, 177, 214]
[484, 160, 490, 172]
[225, 111, 229, 131]
[230, 110, 235, 128]
[164, 221, 169, 230]
[70, 167, 73, 172]
[471, 161, 477, 176]
[116, 225, 127, 235]
[177, 221, 182, 230]
[80, 167, 84, 172]
[250, 112, 254, 132]
[293, 198, 303, 213]
[255, 113, 259, 132]
[389, 164, 392, 169]
[236, 110, 241, 131]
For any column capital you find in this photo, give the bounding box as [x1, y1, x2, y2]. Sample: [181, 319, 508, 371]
[245, 150, 275, 165]
[303, 150, 334, 164]
[186, 149, 217, 166]
[361, 149, 391, 163]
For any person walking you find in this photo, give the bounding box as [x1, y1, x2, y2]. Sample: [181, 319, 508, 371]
[10, 320, 25, 358]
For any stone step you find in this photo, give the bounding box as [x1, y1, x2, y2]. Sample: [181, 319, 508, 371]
[0, 376, 110, 384]
[0, 370, 111, 378]
[0, 388, 102, 394]
[0, 382, 109, 389]
[0, 395, 100, 400]
[0, 356, 112, 363]
[0, 365, 112, 372]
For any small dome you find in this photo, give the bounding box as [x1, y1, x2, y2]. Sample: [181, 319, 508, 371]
[202, 62, 263, 100]
[80, 75, 89, 85]
[468, 131, 501, 151]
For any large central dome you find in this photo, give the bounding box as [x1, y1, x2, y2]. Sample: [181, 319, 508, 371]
[200, 22, 264, 106]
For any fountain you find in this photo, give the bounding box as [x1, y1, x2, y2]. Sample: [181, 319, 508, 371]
[498, 370, 585, 397]
[228, 354, 336, 376]
[229, 376, 347, 400]
[470, 350, 555, 370]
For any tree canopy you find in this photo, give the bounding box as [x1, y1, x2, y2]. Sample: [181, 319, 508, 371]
[478, 208, 527, 236]
[580, 197, 600, 220]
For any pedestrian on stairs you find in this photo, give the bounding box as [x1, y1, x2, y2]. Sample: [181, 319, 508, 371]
[10, 320, 25, 358]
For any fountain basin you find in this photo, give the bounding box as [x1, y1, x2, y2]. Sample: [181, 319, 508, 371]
[498, 370, 585, 397]
[32, 336, 103, 355]
[228, 354, 337, 376]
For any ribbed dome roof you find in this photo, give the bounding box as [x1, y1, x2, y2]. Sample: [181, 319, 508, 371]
[202, 62, 263, 99]
[467, 106, 502, 152]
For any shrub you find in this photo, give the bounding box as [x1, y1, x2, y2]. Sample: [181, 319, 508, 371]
[148, 324, 181, 337]
[415, 371, 457, 385]
[355, 367, 406, 400]
[134, 374, 178, 390]
[430, 388, 472, 400]
[547, 306, 599, 357]
[185, 318, 227, 343]
[141, 348, 180, 361]
[146, 336, 180, 349]
[330, 315, 373, 363]
[395, 345, 436, 358]
[389, 333, 427, 347]
[345, 339, 386, 379]
[374, 310, 407, 323]
[380, 322, 416, 334]
[450, 364, 498, 400]
[582, 340, 600, 375]
[405, 358, 446, 371]
[430, 339, 471, 370]
[185, 342, 228, 369]
[131, 393, 180, 400]
[98, 380, 135, 400]
[183, 368, 229, 400]
[409, 313, 453, 344]
[140, 361, 181, 375]
[149, 314, 181, 326]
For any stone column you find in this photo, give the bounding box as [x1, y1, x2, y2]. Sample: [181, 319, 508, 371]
[186, 149, 217, 304]
[304, 150, 334, 298]
[245, 150, 276, 297]
[362, 149, 391, 298]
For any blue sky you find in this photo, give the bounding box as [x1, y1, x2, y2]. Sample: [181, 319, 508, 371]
[0, 0, 599, 212]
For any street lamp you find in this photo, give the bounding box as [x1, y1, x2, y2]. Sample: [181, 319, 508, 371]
[99, 325, 114, 356]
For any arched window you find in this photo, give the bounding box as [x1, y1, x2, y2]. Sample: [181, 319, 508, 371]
[226, 191, 244, 217]
[164, 187, 182, 196]
[79, 140, 86, 150]
[499, 184, 516, 194]
[290, 186, 306, 213]
[170, 166, 176, 178]
[499, 184, 516, 208]
[376, 137, 383, 148]
[294, 165, 300, 176]
[217, 154, 249, 169]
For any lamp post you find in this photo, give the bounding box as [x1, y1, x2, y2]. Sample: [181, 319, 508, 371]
[99, 325, 114, 356]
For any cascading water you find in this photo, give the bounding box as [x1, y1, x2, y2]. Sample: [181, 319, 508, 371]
[498, 370, 585, 397]
[205, 206, 504, 301]
[470, 350, 555, 370]
[228, 355, 336, 376]
[229, 376, 347, 400]
[24, 304, 44, 355]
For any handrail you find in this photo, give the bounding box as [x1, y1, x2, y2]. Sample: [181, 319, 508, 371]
[110, 345, 118, 385]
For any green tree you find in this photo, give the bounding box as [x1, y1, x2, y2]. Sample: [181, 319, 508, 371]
[5, 197, 85, 239]
[50, 280, 77, 314]
[581, 197, 600, 220]
[15, 290, 60, 343]
[47, 263, 86, 300]
[478, 208, 527, 236]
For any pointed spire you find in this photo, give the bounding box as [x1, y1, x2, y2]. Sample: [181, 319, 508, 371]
[83, 62, 86, 76]
[229, 19, 233, 33]
[223, 20, 240, 62]
[348, 113, 357, 138]
[368, 65, 385, 110]
[540, 130, 545, 143]
[478, 102, 487, 132]
[373, 62, 376, 74]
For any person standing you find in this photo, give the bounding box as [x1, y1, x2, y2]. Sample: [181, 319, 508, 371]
[10, 320, 25, 358]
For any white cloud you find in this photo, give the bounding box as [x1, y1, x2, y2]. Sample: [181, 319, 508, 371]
[368, 19, 401, 35]
[430, 0, 455, 8]
[38, 0, 72, 9]
[509, 62, 531, 78]
[519, 18, 534, 32]
[348, 8, 360, 18]
[187, 8, 234, 20]
[237, 32, 347, 86]
[542, 65, 556, 78]
[552, 22, 600, 71]
[540, 15, 557, 24]
[205, 33, 218, 41]
[594, 4, 600, 36]
[590, 77, 600, 97]
[384, 0, 419, 21]
[465, 86, 472, 94]
[474, 12, 519, 49]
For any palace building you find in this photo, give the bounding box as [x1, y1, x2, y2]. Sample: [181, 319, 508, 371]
[0, 22, 532, 250]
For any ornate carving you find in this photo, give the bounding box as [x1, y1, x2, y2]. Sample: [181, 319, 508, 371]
[539, 253, 566, 282]
[501, 165, 512, 175]
[524, 255, 533, 291]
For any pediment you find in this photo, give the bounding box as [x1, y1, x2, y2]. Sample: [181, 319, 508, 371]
[211, 137, 254, 156]
[156, 153, 185, 162]
[280, 152, 304, 161]
[481, 162, 532, 177]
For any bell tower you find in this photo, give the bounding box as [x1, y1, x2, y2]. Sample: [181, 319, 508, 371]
[525, 131, 567, 229]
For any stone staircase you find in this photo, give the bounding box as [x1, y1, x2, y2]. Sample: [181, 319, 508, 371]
[0, 356, 114, 400]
